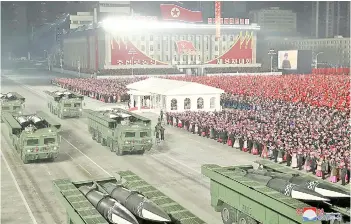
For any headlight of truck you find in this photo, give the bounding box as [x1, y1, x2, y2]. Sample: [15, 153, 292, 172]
[27, 149, 31, 153]
[125, 141, 130, 144]
[79, 108, 82, 111]
[53, 146, 57, 151]
[147, 139, 152, 143]
[63, 109, 67, 111]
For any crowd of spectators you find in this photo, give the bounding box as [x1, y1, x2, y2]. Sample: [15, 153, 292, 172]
[52, 77, 145, 103]
[167, 75, 350, 111]
[53, 73, 350, 185]
[166, 103, 349, 185]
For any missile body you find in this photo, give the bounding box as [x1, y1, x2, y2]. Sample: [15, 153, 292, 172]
[243, 172, 330, 201]
[102, 183, 172, 223]
[79, 186, 139, 224]
[248, 169, 350, 199]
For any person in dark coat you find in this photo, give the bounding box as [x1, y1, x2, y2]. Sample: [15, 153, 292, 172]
[229, 132, 235, 147]
[239, 136, 244, 151]
[286, 150, 292, 166]
[160, 126, 165, 141]
[310, 155, 317, 175]
[321, 158, 328, 180]
[160, 110, 163, 121]
[191, 123, 195, 134]
[272, 145, 278, 163]
[248, 138, 253, 153]
[297, 151, 304, 170]
[340, 163, 347, 186]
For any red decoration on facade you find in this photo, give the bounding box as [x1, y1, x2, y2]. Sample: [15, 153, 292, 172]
[110, 38, 167, 66]
[206, 32, 253, 65]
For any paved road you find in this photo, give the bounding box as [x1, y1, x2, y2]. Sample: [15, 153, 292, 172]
[1, 70, 259, 224]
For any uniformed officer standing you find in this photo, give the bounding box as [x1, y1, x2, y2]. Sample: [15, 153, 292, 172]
[340, 163, 347, 186]
[160, 126, 165, 141]
[239, 135, 244, 151]
[160, 110, 163, 121]
[228, 132, 235, 147]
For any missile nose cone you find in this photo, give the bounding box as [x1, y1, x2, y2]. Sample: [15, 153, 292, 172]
[313, 183, 350, 198]
[141, 203, 172, 222]
[111, 203, 140, 224]
[291, 186, 330, 201]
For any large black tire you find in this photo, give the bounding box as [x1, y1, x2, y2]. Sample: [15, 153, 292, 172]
[238, 212, 257, 224]
[137, 150, 145, 155]
[221, 203, 236, 224]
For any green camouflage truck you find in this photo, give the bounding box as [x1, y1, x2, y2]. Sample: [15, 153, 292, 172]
[85, 107, 152, 155]
[53, 171, 207, 224]
[202, 164, 350, 224]
[1, 92, 25, 119]
[44, 90, 84, 119]
[2, 111, 61, 163]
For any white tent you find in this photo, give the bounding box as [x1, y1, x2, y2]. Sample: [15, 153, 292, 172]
[126, 78, 224, 112]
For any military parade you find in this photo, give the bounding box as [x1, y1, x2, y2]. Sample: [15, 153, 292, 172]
[1, 1, 351, 224]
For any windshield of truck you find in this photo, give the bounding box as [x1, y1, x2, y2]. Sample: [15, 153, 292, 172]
[2, 106, 10, 110]
[27, 139, 39, 146]
[74, 103, 81, 108]
[124, 132, 135, 138]
[64, 104, 71, 107]
[13, 106, 21, 110]
[140, 131, 149, 138]
[44, 138, 56, 144]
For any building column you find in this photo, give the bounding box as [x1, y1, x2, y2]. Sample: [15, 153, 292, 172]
[137, 95, 141, 111]
[130, 94, 134, 107]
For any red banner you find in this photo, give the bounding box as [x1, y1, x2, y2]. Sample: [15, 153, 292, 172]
[175, 40, 196, 55]
[215, 1, 221, 39]
[160, 4, 203, 22]
[206, 32, 253, 65]
[110, 37, 167, 66]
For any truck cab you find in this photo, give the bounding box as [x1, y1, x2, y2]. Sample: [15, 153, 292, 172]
[3, 111, 61, 163]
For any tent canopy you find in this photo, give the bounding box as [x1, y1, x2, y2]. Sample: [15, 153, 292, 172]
[127, 78, 224, 96]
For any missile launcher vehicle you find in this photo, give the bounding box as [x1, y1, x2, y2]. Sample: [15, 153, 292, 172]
[1, 92, 25, 120]
[202, 164, 350, 224]
[2, 111, 61, 163]
[53, 170, 207, 224]
[44, 90, 84, 119]
[85, 107, 152, 155]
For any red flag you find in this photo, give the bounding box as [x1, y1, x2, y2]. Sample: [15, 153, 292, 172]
[175, 40, 196, 55]
[160, 4, 203, 22]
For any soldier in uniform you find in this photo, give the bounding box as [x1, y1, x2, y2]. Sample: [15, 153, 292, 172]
[340, 162, 347, 186]
[191, 122, 195, 134]
[239, 135, 244, 151]
[247, 136, 253, 153]
[286, 150, 292, 166]
[160, 125, 165, 141]
[160, 110, 163, 121]
[321, 158, 328, 180]
[228, 131, 235, 147]
[297, 150, 304, 170]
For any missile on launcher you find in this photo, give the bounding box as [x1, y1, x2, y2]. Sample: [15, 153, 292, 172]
[78, 184, 139, 224]
[239, 170, 330, 202]
[102, 182, 172, 223]
[248, 169, 350, 199]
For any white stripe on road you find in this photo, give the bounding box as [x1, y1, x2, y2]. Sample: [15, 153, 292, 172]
[1, 151, 39, 224]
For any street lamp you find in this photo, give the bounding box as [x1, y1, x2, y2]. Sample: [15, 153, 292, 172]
[314, 52, 323, 69]
[268, 49, 276, 73]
